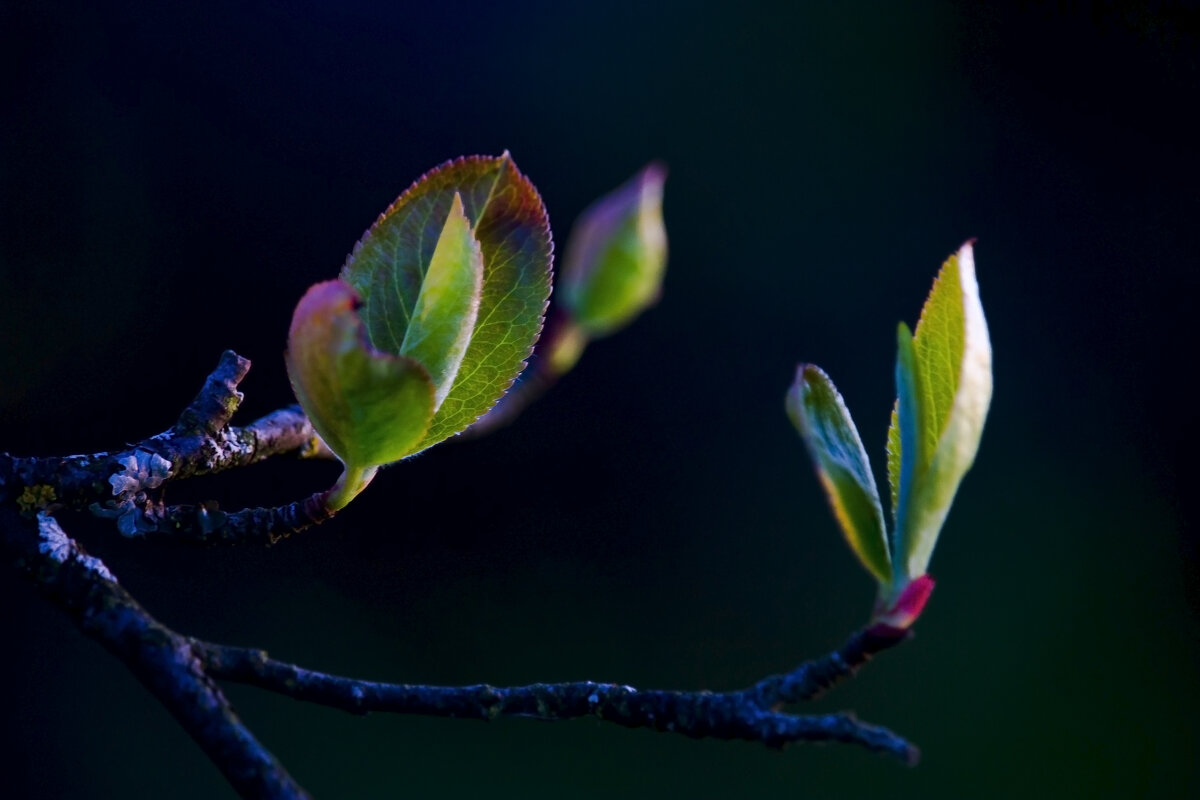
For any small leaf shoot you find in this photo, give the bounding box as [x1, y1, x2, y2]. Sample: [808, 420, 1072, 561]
[787, 365, 891, 585]
[888, 242, 992, 585]
[541, 163, 668, 378]
[792, 242, 992, 627]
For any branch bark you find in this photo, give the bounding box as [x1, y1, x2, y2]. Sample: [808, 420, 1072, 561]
[193, 633, 917, 762]
[1, 352, 333, 542]
[0, 507, 309, 799]
[2, 351, 924, 800]
[1, 354, 312, 505]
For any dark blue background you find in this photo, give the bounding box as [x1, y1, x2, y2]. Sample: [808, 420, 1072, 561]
[2, 1, 1197, 797]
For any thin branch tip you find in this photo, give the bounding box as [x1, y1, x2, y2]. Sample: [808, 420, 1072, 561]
[175, 350, 254, 436]
[193, 625, 917, 759]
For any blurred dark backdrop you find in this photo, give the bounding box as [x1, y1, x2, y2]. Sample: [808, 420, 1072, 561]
[2, 1, 1197, 797]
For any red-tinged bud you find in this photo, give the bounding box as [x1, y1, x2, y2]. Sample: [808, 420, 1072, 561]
[869, 575, 935, 635]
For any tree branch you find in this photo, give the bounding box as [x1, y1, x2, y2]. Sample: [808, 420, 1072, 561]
[1, 353, 315, 505]
[193, 629, 918, 764]
[2, 502, 917, 800]
[133, 491, 334, 545]
[2, 350, 925, 800]
[0, 507, 309, 799]
[0, 352, 335, 542]
[749, 624, 913, 706]
[174, 350, 253, 436]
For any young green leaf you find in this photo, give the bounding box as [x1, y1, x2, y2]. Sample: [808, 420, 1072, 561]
[885, 402, 901, 520]
[398, 193, 484, 410]
[787, 364, 891, 585]
[285, 279, 435, 476]
[559, 162, 667, 337]
[341, 153, 553, 451]
[887, 242, 992, 582]
[891, 322, 922, 578]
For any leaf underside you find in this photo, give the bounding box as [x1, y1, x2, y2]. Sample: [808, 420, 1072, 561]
[286, 281, 435, 469]
[788, 364, 891, 585]
[341, 153, 553, 452]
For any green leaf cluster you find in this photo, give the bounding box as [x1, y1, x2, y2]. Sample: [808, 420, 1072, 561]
[787, 243, 992, 620]
[286, 154, 552, 509]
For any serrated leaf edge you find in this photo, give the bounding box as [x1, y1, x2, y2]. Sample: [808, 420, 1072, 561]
[342, 153, 555, 448]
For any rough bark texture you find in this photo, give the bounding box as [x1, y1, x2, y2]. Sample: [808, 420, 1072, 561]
[2, 351, 919, 799]
[1, 508, 310, 799]
[194, 634, 916, 762]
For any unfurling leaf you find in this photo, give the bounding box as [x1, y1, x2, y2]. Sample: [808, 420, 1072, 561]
[787, 365, 891, 585]
[397, 193, 484, 410]
[341, 153, 553, 450]
[285, 154, 551, 510]
[559, 163, 667, 338]
[888, 242, 992, 584]
[285, 280, 435, 506]
[791, 242, 991, 628]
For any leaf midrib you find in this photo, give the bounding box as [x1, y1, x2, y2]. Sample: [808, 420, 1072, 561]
[375, 157, 508, 353]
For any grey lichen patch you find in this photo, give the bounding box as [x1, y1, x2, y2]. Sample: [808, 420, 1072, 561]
[115, 503, 148, 537]
[36, 513, 71, 563]
[91, 495, 168, 538]
[37, 511, 118, 583]
[204, 428, 253, 472]
[92, 500, 136, 536]
[109, 450, 173, 498]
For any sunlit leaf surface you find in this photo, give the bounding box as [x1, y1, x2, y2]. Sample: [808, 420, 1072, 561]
[887, 243, 992, 580]
[341, 153, 552, 451]
[398, 193, 483, 411]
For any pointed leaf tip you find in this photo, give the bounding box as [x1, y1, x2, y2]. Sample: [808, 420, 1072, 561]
[787, 364, 892, 585]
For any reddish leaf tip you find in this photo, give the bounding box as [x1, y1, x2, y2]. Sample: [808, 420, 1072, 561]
[288, 280, 358, 339]
[640, 160, 669, 185]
